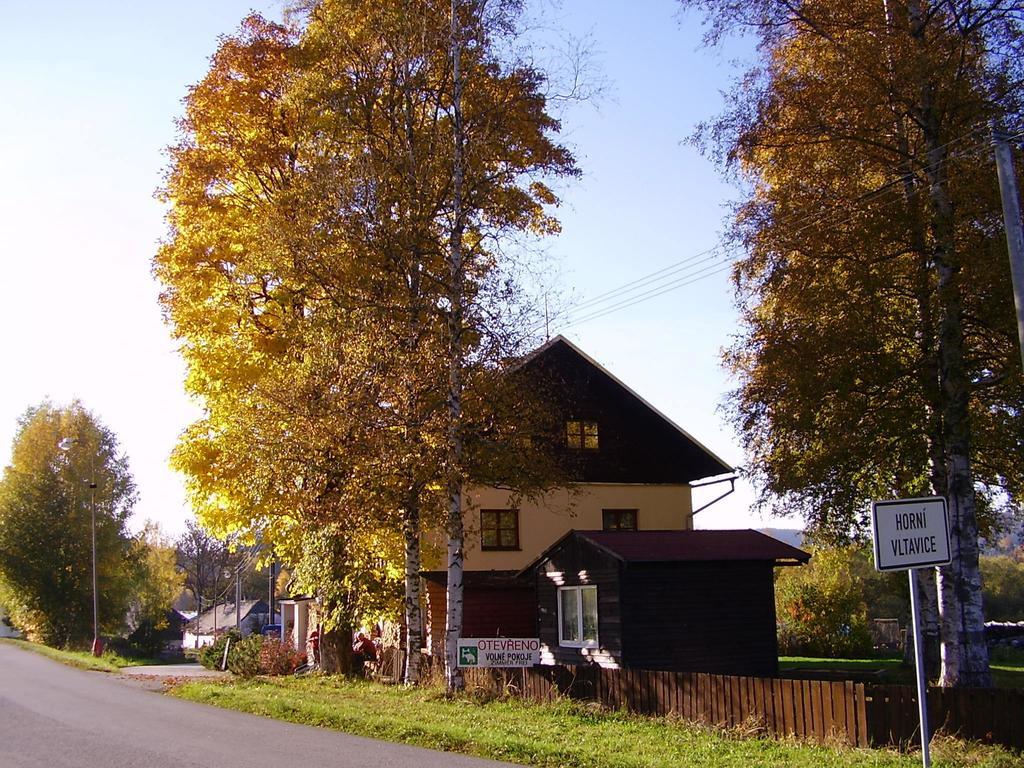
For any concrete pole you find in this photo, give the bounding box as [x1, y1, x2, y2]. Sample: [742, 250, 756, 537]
[235, 565, 241, 633]
[268, 558, 276, 628]
[89, 468, 99, 657]
[992, 123, 1024, 373]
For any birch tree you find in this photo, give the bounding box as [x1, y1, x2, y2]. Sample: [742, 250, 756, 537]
[156, 2, 576, 684]
[681, 0, 1024, 686]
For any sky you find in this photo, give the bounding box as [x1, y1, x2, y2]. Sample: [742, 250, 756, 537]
[0, 0, 791, 538]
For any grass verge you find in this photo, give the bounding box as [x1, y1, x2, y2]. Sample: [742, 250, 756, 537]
[780, 652, 1024, 688]
[0, 637, 168, 672]
[171, 675, 1019, 768]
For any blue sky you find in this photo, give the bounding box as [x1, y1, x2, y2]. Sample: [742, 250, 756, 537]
[0, 1, 786, 535]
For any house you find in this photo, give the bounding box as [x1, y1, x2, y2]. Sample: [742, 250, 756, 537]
[422, 335, 739, 656]
[183, 599, 271, 648]
[525, 529, 809, 675]
[0, 606, 21, 638]
[278, 595, 317, 657]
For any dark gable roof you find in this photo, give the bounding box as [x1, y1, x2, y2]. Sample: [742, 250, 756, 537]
[520, 529, 810, 575]
[514, 336, 733, 484]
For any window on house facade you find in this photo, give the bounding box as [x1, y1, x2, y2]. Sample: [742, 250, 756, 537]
[566, 420, 599, 450]
[602, 509, 637, 531]
[558, 585, 598, 647]
[480, 509, 519, 550]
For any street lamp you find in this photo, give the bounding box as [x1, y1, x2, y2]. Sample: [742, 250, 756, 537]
[58, 437, 101, 657]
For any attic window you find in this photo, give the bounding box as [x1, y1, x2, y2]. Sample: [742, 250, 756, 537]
[566, 420, 598, 450]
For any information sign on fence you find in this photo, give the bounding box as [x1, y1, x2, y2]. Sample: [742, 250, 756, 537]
[456, 638, 540, 668]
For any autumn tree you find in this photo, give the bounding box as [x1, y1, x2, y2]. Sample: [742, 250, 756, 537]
[155, 1, 576, 687]
[682, 0, 1024, 685]
[0, 402, 138, 647]
[174, 519, 232, 612]
[127, 522, 186, 655]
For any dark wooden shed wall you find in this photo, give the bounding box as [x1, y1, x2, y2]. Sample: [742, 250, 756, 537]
[535, 535, 622, 667]
[621, 561, 779, 677]
[534, 536, 781, 675]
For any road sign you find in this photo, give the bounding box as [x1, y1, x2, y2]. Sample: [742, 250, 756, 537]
[871, 495, 951, 768]
[871, 496, 950, 572]
[456, 638, 540, 667]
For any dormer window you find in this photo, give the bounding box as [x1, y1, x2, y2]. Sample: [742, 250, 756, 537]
[566, 420, 598, 450]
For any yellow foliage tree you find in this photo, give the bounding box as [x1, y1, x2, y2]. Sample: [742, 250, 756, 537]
[155, 2, 576, 681]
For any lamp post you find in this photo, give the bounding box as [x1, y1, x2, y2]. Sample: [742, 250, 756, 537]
[223, 565, 241, 633]
[58, 437, 101, 657]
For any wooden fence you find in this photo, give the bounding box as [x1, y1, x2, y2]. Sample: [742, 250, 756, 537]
[461, 665, 1024, 751]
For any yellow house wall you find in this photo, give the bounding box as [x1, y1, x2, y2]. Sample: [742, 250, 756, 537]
[459, 483, 694, 571]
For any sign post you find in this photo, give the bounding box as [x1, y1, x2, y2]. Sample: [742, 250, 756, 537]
[871, 496, 951, 768]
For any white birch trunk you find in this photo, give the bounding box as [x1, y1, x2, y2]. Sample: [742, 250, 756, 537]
[403, 491, 424, 685]
[904, 0, 991, 689]
[443, 0, 467, 694]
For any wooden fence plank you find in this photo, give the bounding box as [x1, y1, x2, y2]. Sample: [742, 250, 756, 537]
[658, 670, 670, 717]
[729, 676, 742, 727]
[854, 683, 868, 748]
[792, 678, 806, 739]
[763, 677, 777, 735]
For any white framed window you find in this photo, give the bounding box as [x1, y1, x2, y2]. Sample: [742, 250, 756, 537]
[557, 585, 598, 648]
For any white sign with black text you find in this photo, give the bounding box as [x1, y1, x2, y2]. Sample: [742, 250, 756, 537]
[456, 638, 540, 668]
[871, 496, 951, 572]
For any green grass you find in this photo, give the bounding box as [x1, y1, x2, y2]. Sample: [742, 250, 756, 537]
[780, 651, 1024, 688]
[171, 675, 1019, 768]
[0, 637, 170, 672]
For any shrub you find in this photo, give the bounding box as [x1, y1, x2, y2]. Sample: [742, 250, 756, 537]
[258, 637, 306, 675]
[227, 635, 263, 678]
[776, 546, 874, 657]
[199, 629, 241, 670]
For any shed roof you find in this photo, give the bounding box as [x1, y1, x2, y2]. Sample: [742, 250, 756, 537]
[520, 529, 810, 575]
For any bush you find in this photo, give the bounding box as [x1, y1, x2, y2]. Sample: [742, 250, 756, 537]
[227, 635, 263, 678]
[199, 629, 241, 670]
[776, 546, 874, 658]
[258, 637, 306, 675]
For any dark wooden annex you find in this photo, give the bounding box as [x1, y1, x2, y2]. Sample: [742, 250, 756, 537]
[524, 529, 809, 677]
[421, 570, 535, 654]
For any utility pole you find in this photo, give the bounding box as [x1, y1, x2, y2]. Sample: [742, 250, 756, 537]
[268, 558, 276, 628]
[992, 123, 1024, 372]
[88, 458, 99, 657]
[235, 563, 242, 633]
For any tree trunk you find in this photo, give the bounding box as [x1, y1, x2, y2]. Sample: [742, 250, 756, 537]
[444, 0, 467, 694]
[902, 0, 990, 689]
[403, 488, 424, 685]
[917, 567, 941, 680]
[319, 623, 353, 675]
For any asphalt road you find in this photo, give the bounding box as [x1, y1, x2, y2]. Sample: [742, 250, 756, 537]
[0, 642, 522, 768]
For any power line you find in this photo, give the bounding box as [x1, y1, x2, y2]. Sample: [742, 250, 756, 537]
[550, 126, 1014, 332]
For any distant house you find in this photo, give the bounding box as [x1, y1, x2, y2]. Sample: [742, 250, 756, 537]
[278, 595, 317, 657]
[524, 529, 809, 676]
[183, 599, 271, 649]
[0, 606, 20, 639]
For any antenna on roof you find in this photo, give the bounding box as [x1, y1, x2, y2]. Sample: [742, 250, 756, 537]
[544, 294, 550, 340]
